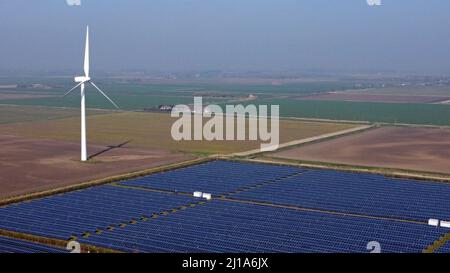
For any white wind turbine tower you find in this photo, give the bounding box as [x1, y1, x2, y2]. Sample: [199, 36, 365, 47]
[64, 26, 119, 161]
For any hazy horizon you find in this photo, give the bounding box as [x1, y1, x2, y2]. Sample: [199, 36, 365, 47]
[1, 0, 450, 75]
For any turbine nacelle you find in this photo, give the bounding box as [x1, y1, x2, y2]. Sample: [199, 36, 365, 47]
[74, 76, 91, 83]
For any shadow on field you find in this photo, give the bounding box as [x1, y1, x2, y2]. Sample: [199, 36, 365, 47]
[88, 140, 132, 160]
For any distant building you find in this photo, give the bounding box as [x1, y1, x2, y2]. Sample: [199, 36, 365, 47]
[158, 105, 175, 111]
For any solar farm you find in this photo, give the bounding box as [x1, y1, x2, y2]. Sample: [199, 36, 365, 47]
[0, 160, 449, 253]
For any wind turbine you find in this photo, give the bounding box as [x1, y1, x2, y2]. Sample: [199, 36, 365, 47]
[64, 26, 119, 161]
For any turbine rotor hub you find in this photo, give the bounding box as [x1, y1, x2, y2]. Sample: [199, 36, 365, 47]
[74, 76, 91, 83]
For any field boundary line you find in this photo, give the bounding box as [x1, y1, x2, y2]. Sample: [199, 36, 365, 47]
[281, 116, 372, 125]
[0, 229, 121, 253]
[0, 157, 213, 206]
[230, 124, 375, 158]
[281, 115, 450, 129]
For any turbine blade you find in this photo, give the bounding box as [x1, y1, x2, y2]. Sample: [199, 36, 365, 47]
[89, 81, 120, 109]
[84, 26, 90, 77]
[63, 82, 83, 98]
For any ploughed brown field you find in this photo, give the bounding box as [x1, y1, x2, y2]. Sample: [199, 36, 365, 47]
[296, 92, 450, 103]
[271, 126, 450, 174]
[0, 134, 192, 199]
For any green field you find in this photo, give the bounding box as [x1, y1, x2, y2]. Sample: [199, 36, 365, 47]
[0, 105, 112, 124]
[2, 79, 450, 126]
[345, 85, 450, 96]
[249, 99, 450, 126]
[0, 94, 209, 110]
[0, 80, 364, 110]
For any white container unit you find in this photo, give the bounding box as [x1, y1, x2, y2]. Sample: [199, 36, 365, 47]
[440, 221, 450, 228]
[193, 191, 203, 198]
[202, 193, 212, 200]
[428, 219, 439, 227]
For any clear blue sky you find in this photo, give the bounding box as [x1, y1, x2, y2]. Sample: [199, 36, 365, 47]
[1, 0, 450, 74]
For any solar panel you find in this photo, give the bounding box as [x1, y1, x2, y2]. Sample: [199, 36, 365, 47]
[119, 160, 302, 195]
[0, 160, 447, 253]
[80, 200, 446, 253]
[0, 185, 197, 240]
[0, 236, 67, 253]
[231, 169, 450, 222]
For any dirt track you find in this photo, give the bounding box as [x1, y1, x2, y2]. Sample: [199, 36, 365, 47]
[272, 126, 450, 174]
[0, 135, 192, 199]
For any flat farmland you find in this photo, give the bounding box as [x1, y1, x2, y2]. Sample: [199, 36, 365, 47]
[0, 104, 113, 124]
[250, 99, 450, 126]
[0, 134, 192, 199]
[0, 80, 366, 111]
[296, 93, 450, 104]
[7, 82, 450, 126]
[271, 126, 450, 174]
[0, 111, 359, 154]
[0, 93, 56, 100]
[344, 86, 450, 96]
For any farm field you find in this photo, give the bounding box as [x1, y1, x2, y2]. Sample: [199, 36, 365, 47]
[270, 126, 450, 174]
[0, 80, 368, 111]
[0, 82, 236, 110]
[343, 86, 450, 96]
[248, 99, 450, 126]
[0, 93, 56, 100]
[0, 105, 113, 124]
[0, 111, 359, 155]
[8, 92, 450, 126]
[4, 81, 450, 126]
[296, 93, 450, 104]
[0, 92, 211, 111]
[292, 85, 450, 104]
[0, 134, 192, 199]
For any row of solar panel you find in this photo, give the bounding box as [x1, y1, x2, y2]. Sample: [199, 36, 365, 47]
[120, 160, 303, 195]
[0, 160, 448, 253]
[79, 200, 447, 253]
[0, 236, 67, 253]
[0, 185, 197, 240]
[231, 168, 450, 222]
[118, 160, 450, 223]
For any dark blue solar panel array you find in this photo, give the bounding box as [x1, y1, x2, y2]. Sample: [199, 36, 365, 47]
[232, 169, 450, 222]
[119, 160, 302, 195]
[0, 236, 67, 253]
[79, 201, 447, 253]
[0, 185, 197, 240]
[0, 160, 448, 253]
